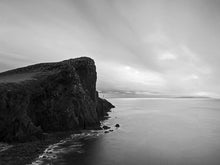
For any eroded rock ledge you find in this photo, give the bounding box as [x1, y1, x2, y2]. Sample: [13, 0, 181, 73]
[0, 57, 114, 142]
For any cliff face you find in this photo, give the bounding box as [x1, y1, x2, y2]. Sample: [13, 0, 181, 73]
[0, 57, 114, 142]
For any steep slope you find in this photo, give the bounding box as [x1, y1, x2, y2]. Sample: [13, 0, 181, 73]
[0, 57, 114, 142]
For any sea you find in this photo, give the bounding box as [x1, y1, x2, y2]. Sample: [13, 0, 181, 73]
[32, 98, 220, 165]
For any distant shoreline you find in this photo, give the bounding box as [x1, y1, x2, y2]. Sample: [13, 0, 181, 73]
[105, 96, 215, 99]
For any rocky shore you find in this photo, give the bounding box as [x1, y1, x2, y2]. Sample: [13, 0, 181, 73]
[0, 57, 115, 164]
[0, 57, 114, 143]
[0, 132, 72, 165]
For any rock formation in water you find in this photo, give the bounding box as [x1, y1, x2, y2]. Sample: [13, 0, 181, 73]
[0, 57, 114, 142]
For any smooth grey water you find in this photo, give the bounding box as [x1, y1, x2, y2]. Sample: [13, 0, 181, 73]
[34, 98, 220, 165]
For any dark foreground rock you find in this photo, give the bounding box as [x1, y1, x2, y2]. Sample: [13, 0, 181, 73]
[0, 57, 114, 142]
[102, 125, 111, 130]
[0, 132, 71, 165]
[115, 124, 120, 128]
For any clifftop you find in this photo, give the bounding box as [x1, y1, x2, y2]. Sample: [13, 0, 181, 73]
[0, 57, 94, 75]
[0, 57, 114, 142]
[0, 57, 95, 83]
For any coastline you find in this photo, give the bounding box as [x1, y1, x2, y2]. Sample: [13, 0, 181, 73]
[0, 122, 117, 165]
[0, 57, 115, 164]
[0, 131, 75, 165]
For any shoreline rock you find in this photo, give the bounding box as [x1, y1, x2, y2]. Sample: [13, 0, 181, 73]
[0, 57, 114, 142]
[115, 124, 120, 128]
[102, 125, 111, 130]
[0, 131, 73, 165]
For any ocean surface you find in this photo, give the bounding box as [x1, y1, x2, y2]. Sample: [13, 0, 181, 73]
[33, 98, 220, 165]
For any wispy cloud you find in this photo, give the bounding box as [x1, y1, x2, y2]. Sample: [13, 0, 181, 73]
[0, 0, 219, 97]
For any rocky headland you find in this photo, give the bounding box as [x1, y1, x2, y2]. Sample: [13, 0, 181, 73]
[0, 57, 114, 143]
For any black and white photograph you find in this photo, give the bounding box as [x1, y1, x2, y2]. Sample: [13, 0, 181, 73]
[0, 0, 220, 165]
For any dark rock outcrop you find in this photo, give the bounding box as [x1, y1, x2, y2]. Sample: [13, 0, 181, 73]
[102, 126, 110, 130]
[115, 124, 120, 128]
[0, 57, 114, 142]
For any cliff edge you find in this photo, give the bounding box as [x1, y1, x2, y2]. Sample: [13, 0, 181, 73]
[0, 57, 114, 142]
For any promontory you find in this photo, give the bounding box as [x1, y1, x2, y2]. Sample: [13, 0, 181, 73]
[0, 57, 114, 142]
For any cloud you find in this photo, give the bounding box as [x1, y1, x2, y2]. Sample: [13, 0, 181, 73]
[158, 52, 177, 61]
[0, 0, 219, 97]
[97, 61, 166, 92]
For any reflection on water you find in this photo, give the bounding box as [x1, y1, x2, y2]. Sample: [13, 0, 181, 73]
[32, 98, 220, 165]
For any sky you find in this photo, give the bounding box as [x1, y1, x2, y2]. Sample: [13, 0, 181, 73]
[0, 0, 220, 98]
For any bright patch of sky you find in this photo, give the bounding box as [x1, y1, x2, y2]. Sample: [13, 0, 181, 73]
[0, 0, 220, 98]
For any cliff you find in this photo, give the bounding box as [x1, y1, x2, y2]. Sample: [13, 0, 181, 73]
[0, 57, 114, 142]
